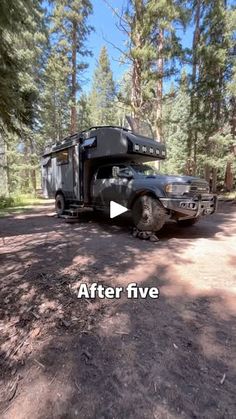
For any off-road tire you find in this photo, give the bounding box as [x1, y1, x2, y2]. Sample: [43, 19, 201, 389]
[132, 195, 166, 232]
[177, 217, 200, 227]
[55, 193, 66, 216]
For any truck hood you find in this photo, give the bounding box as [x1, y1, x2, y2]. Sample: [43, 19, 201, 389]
[141, 174, 205, 184]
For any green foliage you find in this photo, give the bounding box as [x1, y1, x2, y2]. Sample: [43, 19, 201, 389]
[90, 46, 117, 125]
[41, 50, 71, 142]
[77, 93, 92, 130]
[197, 126, 236, 177]
[0, 0, 44, 131]
[0, 0, 235, 195]
[51, 0, 93, 59]
[162, 74, 190, 174]
[0, 194, 48, 217]
[119, 0, 189, 125]
[50, 0, 93, 132]
[188, 0, 236, 174]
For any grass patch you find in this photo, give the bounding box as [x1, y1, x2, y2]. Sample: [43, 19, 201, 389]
[0, 194, 53, 217]
[219, 191, 236, 200]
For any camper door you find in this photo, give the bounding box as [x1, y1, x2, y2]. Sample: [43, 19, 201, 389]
[55, 148, 76, 199]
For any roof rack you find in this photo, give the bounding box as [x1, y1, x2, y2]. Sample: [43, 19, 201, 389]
[44, 126, 133, 156]
[54, 126, 130, 147]
[80, 125, 131, 133]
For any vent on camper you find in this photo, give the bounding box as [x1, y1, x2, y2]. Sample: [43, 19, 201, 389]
[82, 137, 97, 148]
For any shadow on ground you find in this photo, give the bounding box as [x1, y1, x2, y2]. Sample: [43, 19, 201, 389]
[0, 202, 235, 418]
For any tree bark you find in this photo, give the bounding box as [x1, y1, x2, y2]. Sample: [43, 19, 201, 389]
[131, 57, 143, 120]
[71, 20, 77, 134]
[224, 161, 234, 192]
[131, 1, 143, 120]
[188, 0, 201, 172]
[29, 139, 37, 194]
[212, 167, 217, 193]
[23, 145, 30, 191]
[155, 29, 164, 141]
[204, 164, 211, 184]
[230, 96, 236, 137]
[0, 138, 9, 195]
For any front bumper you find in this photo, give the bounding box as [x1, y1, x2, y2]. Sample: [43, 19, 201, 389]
[159, 194, 218, 218]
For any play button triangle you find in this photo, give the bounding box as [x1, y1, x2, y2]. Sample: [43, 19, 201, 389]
[110, 201, 128, 219]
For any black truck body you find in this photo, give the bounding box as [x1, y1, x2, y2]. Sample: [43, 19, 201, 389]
[42, 125, 217, 231]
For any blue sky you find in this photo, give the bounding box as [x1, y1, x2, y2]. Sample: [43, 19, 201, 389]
[44, 0, 194, 94]
[84, 0, 193, 93]
[84, 0, 129, 91]
[44, 0, 235, 95]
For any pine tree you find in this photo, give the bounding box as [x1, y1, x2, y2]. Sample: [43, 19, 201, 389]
[50, 0, 93, 134]
[146, 0, 189, 139]
[115, 0, 188, 138]
[0, 0, 41, 131]
[17, 2, 47, 193]
[116, 71, 133, 126]
[77, 93, 92, 130]
[0, 0, 47, 193]
[163, 71, 190, 174]
[187, 0, 201, 167]
[187, 0, 235, 188]
[90, 46, 116, 125]
[41, 50, 71, 142]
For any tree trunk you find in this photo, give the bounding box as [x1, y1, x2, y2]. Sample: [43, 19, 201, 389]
[29, 139, 37, 194]
[71, 21, 77, 134]
[131, 58, 143, 120]
[187, 0, 201, 171]
[212, 167, 217, 193]
[130, 0, 144, 121]
[224, 161, 234, 192]
[155, 29, 164, 141]
[0, 138, 9, 195]
[31, 170, 37, 195]
[230, 96, 236, 137]
[204, 164, 211, 184]
[53, 80, 57, 142]
[23, 145, 30, 191]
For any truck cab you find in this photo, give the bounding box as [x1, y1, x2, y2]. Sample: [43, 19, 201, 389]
[91, 162, 217, 231]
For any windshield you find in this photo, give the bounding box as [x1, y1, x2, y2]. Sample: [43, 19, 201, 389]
[131, 164, 159, 176]
[125, 116, 154, 139]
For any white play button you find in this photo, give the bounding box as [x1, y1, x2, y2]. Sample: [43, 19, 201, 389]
[110, 201, 128, 218]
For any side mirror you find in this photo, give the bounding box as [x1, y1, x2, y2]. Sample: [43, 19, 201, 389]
[112, 166, 120, 178]
[118, 170, 133, 180]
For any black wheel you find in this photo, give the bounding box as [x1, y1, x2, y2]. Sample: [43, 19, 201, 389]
[177, 217, 200, 227]
[55, 193, 66, 216]
[132, 195, 166, 232]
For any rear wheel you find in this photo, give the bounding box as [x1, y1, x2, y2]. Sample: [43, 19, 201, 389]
[55, 193, 66, 216]
[177, 217, 200, 227]
[132, 195, 166, 232]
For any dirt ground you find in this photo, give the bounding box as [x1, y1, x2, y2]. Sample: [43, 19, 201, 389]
[0, 201, 236, 419]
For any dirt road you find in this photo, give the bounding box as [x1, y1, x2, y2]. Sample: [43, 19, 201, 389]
[0, 202, 236, 418]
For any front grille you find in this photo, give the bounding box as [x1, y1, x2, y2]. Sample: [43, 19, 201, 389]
[190, 181, 209, 195]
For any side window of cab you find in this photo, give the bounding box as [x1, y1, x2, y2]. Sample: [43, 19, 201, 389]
[118, 167, 132, 176]
[96, 166, 113, 179]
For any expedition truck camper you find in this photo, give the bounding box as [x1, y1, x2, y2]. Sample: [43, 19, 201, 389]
[42, 124, 217, 232]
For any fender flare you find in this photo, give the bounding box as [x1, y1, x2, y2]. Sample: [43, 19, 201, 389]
[55, 189, 65, 199]
[128, 188, 164, 209]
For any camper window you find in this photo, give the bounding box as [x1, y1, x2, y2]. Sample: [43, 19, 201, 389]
[56, 150, 69, 165]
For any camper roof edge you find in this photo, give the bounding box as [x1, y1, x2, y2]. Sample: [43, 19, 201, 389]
[42, 126, 165, 159]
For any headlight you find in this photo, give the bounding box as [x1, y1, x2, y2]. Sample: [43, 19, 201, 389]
[165, 183, 190, 195]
